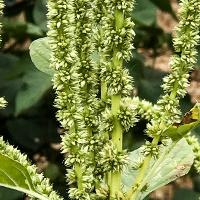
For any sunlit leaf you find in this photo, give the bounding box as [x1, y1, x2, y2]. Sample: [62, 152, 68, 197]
[122, 138, 194, 200]
[30, 37, 54, 76]
[0, 153, 49, 200]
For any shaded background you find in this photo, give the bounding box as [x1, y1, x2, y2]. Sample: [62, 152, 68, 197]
[0, 0, 200, 199]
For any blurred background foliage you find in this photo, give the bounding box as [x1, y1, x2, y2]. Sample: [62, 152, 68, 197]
[0, 0, 199, 199]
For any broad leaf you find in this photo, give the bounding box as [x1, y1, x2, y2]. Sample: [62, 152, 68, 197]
[132, 0, 157, 26]
[0, 187, 23, 200]
[0, 153, 49, 200]
[15, 69, 52, 115]
[173, 189, 200, 200]
[7, 118, 60, 151]
[122, 138, 194, 200]
[30, 37, 54, 76]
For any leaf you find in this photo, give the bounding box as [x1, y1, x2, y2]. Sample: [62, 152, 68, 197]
[149, 0, 177, 20]
[122, 138, 194, 200]
[15, 69, 52, 115]
[0, 187, 23, 200]
[30, 37, 54, 76]
[7, 118, 60, 151]
[33, 0, 48, 31]
[163, 122, 200, 141]
[163, 104, 200, 141]
[2, 18, 43, 37]
[135, 66, 165, 103]
[44, 163, 61, 181]
[0, 153, 49, 200]
[173, 189, 200, 200]
[0, 53, 23, 116]
[26, 23, 43, 36]
[132, 0, 157, 26]
[190, 103, 200, 120]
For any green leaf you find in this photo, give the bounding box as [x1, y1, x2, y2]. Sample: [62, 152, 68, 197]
[2, 18, 43, 37]
[15, 69, 52, 115]
[30, 37, 54, 76]
[44, 163, 61, 181]
[0, 187, 23, 200]
[163, 104, 200, 141]
[33, 0, 48, 31]
[163, 121, 200, 141]
[0, 153, 49, 200]
[122, 138, 194, 200]
[132, 0, 157, 26]
[173, 189, 200, 200]
[7, 118, 59, 151]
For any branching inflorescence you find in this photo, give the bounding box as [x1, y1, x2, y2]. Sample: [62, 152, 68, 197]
[0, 0, 200, 199]
[47, 0, 138, 199]
[147, 0, 200, 137]
[127, 0, 200, 199]
[47, 0, 200, 199]
[47, 0, 101, 199]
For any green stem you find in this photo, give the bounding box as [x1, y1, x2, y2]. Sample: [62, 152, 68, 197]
[101, 80, 107, 100]
[170, 81, 178, 99]
[110, 95, 123, 199]
[75, 164, 83, 190]
[126, 136, 160, 200]
[70, 125, 83, 191]
[111, 95, 122, 150]
[109, 9, 124, 199]
[126, 80, 180, 200]
[139, 142, 177, 188]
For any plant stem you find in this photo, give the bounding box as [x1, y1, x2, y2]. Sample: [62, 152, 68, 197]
[109, 9, 124, 199]
[126, 79, 180, 200]
[75, 164, 83, 190]
[70, 125, 83, 190]
[126, 136, 160, 200]
[101, 80, 107, 100]
[110, 95, 122, 198]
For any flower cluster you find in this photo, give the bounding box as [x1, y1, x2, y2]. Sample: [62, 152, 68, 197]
[0, 97, 7, 109]
[96, 0, 137, 198]
[99, 0, 135, 96]
[141, 141, 159, 158]
[99, 142, 129, 172]
[118, 98, 138, 131]
[47, 0, 102, 198]
[47, 0, 90, 198]
[186, 134, 200, 173]
[146, 0, 200, 137]
[48, 0, 137, 198]
[131, 97, 157, 121]
[47, 0, 200, 199]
